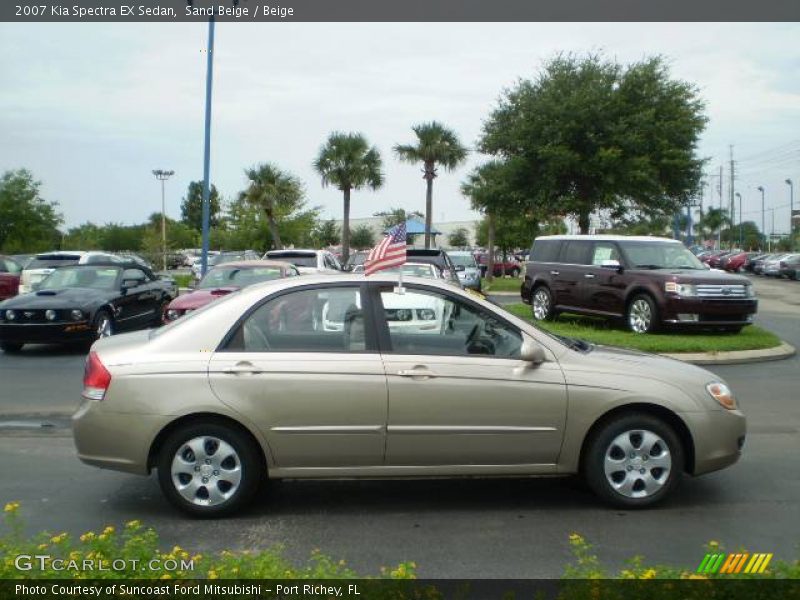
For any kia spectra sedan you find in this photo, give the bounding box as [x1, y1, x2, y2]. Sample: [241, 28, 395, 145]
[72, 274, 746, 517]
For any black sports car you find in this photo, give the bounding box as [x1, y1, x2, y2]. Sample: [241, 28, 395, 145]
[0, 262, 175, 352]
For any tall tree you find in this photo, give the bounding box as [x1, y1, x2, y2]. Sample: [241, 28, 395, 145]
[394, 122, 468, 248]
[0, 169, 62, 253]
[480, 53, 707, 233]
[314, 132, 384, 264]
[447, 227, 470, 248]
[697, 207, 728, 239]
[373, 207, 424, 231]
[313, 220, 341, 247]
[350, 224, 376, 250]
[180, 181, 221, 232]
[242, 164, 305, 250]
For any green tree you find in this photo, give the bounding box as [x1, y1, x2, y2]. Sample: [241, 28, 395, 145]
[697, 207, 728, 239]
[62, 223, 102, 250]
[350, 224, 376, 250]
[312, 220, 341, 247]
[0, 169, 62, 253]
[242, 164, 305, 250]
[447, 227, 470, 248]
[314, 132, 384, 264]
[480, 53, 707, 233]
[100, 223, 145, 251]
[394, 122, 468, 248]
[180, 181, 221, 232]
[607, 212, 672, 236]
[373, 207, 424, 231]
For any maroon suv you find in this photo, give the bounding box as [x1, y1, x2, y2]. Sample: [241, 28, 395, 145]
[521, 235, 757, 333]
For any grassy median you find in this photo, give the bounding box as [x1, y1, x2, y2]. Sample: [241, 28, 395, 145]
[482, 277, 523, 293]
[503, 303, 782, 353]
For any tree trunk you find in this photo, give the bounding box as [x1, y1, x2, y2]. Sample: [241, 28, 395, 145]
[342, 187, 351, 264]
[578, 210, 591, 234]
[486, 212, 496, 283]
[424, 162, 435, 249]
[266, 204, 282, 249]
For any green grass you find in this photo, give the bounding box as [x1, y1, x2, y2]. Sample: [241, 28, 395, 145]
[482, 277, 522, 293]
[503, 303, 782, 353]
[171, 273, 194, 289]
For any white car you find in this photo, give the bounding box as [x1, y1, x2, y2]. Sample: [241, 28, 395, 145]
[263, 249, 342, 275]
[19, 251, 124, 294]
[763, 254, 792, 277]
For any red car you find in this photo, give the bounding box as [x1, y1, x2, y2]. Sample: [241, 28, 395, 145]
[163, 260, 299, 323]
[476, 253, 522, 277]
[723, 252, 755, 273]
[0, 256, 22, 300]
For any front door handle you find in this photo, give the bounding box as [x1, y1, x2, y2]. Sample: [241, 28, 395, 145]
[222, 362, 262, 375]
[397, 367, 436, 379]
[584, 273, 596, 279]
[550, 270, 560, 276]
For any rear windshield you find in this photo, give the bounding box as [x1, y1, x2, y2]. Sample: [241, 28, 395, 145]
[449, 254, 477, 268]
[28, 256, 82, 269]
[406, 251, 446, 267]
[265, 252, 317, 267]
[198, 266, 283, 289]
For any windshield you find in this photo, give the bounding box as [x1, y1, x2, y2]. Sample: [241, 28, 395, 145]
[621, 242, 705, 270]
[265, 253, 317, 267]
[449, 254, 477, 268]
[198, 266, 283, 289]
[40, 267, 120, 290]
[382, 264, 438, 278]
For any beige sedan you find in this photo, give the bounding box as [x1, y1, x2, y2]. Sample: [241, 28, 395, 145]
[73, 274, 745, 516]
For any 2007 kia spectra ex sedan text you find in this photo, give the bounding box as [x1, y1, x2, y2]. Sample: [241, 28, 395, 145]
[72, 274, 746, 517]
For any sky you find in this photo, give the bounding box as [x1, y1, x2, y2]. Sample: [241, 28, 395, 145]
[0, 22, 799, 235]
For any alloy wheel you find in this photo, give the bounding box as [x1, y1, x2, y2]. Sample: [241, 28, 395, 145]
[628, 299, 652, 333]
[96, 315, 113, 338]
[532, 289, 551, 320]
[171, 436, 243, 507]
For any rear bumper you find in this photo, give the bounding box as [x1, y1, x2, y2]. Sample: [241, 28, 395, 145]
[0, 322, 94, 344]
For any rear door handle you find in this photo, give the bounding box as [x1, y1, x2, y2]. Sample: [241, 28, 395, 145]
[222, 362, 262, 375]
[397, 367, 437, 379]
[584, 273, 596, 279]
[550, 270, 560, 276]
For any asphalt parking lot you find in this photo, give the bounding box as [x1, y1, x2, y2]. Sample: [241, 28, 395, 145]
[0, 275, 798, 577]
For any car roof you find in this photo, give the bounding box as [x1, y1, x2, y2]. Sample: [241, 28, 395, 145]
[208, 260, 293, 270]
[265, 249, 320, 256]
[535, 235, 680, 243]
[407, 248, 447, 255]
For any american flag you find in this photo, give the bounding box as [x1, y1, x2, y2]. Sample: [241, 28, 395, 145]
[364, 223, 407, 276]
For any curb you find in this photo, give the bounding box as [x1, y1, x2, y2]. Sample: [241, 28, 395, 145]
[660, 341, 796, 366]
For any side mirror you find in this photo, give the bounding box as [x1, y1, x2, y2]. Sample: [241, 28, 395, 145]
[31, 282, 42, 292]
[121, 278, 141, 290]
[520, 334, 546, 364]
[600, 259, 622, 271]
[455, 265, 466, 272]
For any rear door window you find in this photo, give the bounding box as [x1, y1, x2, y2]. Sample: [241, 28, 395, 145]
[590, 243, 621, 265]
[560, 241, 591, 265]
[530, 240, 562, 262]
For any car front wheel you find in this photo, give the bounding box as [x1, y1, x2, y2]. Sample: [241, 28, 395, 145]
[627, 294, 658, 334]
[584, 413, 683, 508]
[157, 422, 262, 517]
[531, 286, 555, 321]
[92, 310, 114, 341]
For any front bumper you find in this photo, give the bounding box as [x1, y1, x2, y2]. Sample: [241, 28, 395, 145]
[661, 297, 757, 326]
[687, 408, 746, 475]
[0, 321, 94, 344]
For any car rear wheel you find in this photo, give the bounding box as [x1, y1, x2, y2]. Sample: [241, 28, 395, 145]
[157, 422, 262, 517]
[531, 286, 555, 321]
[510, 267, 520, 278]
[627, 294, 658, 334]
[0, 342, 23, 353]
[584, 413, 683, 508]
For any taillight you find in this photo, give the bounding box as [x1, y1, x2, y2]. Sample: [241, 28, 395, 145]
[82, 351, 111, 400]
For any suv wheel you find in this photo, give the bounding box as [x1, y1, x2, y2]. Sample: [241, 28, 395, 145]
[157, 422, 262, 517]
[584, 413, 683, 508]
[531, 286, 555, 321]
[627, 294, 658, 334]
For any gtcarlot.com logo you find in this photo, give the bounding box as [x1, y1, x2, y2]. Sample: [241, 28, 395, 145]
[14, 554, 195, 573]
[697, 552, 773, 574]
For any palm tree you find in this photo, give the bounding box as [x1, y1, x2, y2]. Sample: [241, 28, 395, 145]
[394, 122, 468, 248]
[242, 163, 304, 249]
[313, 132, 384, 263]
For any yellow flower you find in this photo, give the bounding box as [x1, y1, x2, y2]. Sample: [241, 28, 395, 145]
[708, 540, 720, 549]
[37, 544, 48, 550]
[569, 533, 584, 543]
[208, 570, 218, 579]
[125, 520, 142, 529]
[102, 526, 115, 535]
[50, 533, 68, 544]
[3, 501, 20, 513]
[641, 569, 657, 579]
[191, 554, 202, 562]
[80, 532, 95, 542]
[69, 551, 82, 561]
[160, 574, 172, 580]
[98, 534, 108, 541]
[172, 546, 182, 555]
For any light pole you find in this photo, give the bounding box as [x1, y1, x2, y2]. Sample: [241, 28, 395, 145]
[787, 179, 794, 250]
[757, 186, 765, 251]
[735, 192, 743, 249]
[152, 169, 175, 271]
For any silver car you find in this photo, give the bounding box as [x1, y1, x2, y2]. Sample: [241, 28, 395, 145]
[73, 275, 745, 516]
[447, 251, 482, 292]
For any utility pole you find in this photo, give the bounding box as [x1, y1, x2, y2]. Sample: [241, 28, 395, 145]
[152, 169, 175, 271]
[735, 192, 743, 249]
[787, 179, 795, 251]
[729, 145, 736, 251]
[757, 186, 765, 250]
[717, 164, 723, 249]
[770, 208, 775, 252]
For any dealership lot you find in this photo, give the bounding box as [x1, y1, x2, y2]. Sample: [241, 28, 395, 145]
[0, 275, 798, 577]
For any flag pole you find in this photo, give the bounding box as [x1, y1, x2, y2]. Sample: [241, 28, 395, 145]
[395, 268, 405, 295]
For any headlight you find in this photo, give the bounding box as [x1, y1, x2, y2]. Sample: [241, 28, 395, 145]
[4, 310, 15, 321]
[706, 382, 736, 410]
[71, 309, 84, 321]
[745, 284, 755, 298]
[417, 308, 436, 321]
[665, 282, 697, 296]
[166, 309, 181, 321]
[45, 309, 57, 321]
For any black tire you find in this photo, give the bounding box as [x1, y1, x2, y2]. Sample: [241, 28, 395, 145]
[510, 267, 521, 278]
[583, 412, 684, 508]
[157, 421, 263, 517]
[626, 294, 659, 334]
[0, 342, 23, 353]
[154, 299, 170, 326]
[530, 285, 555, 321]
[91, 309, 114, 342]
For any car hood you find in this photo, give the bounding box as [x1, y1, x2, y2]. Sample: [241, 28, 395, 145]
[0, 287, 110, 309]
[168, 287, 239, 310]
